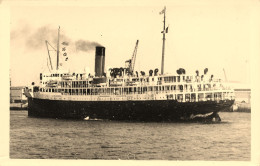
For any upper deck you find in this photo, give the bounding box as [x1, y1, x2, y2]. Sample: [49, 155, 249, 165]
[32, 71, 234, 102]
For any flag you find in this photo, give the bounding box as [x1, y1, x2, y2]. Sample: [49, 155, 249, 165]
[61, 41, 69, 46]
[161, 27, 168, 34]
[159, 7, 166, 15]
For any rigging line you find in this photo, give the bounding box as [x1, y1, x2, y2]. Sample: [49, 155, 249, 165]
[46, 41, 57, 51]
[45, 40, 53, 70]
[47, 57, 51, 73]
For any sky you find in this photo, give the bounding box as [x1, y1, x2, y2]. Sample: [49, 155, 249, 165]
[5, 0, 256, 86]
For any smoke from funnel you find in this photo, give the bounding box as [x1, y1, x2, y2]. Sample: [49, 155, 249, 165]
[75, 40, 102, 52]
[12, 24, 100, 53]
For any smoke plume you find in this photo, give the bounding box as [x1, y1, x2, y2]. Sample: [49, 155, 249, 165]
[75, 40, 102, 52]
[12, 24, 101, 53]
[25, 25, 61, 49]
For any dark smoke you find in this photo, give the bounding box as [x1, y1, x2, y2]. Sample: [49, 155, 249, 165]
[75, 40, 102, 52]
[24, 25, 71, 50]
[12, 24, 101, 53]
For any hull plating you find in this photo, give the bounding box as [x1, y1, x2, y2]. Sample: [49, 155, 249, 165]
[28, 97, 234, 121]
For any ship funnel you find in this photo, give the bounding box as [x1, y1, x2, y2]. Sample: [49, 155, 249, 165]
[95, 46, 106, 77]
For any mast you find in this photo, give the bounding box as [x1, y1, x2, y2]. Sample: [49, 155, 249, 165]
[160, 7, 166, 75]
[56, 26, 60, 70]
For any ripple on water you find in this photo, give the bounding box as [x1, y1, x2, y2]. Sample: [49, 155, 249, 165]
[10, 111, 250, 160]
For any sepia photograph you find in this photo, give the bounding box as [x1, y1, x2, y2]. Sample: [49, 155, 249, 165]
[1, 0, 259, 164]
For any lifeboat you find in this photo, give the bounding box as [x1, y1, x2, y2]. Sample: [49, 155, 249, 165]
[46, 80, 58, 87]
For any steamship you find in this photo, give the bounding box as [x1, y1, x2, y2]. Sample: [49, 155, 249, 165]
[24, 7, 235, 121]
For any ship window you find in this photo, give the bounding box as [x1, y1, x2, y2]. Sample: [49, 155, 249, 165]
[155, 86, 158, 91]
[170, 77, 174, 82]
[198, 93, 204, 101]
[105, 88, 109, 95]
[129, 88, 132, 93]
[185, 94, 190, 102]
[191, 93, 196, 102]
[177, 76, 180, 82]
[148, 86, 152, 91]
[137, 87, 141, 93]
[115, 88, 120, 95]
[177, 94, 183, 101]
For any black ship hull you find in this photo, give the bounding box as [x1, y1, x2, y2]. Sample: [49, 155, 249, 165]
[28, 97, 234, 121]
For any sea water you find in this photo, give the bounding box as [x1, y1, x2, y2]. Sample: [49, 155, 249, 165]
[10, 111, 250, 160]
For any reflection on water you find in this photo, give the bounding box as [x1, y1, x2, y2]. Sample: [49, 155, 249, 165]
[10, 111, 250, 160]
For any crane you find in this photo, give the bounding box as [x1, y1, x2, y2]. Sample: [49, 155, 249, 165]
[125, 40, 139, 74]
